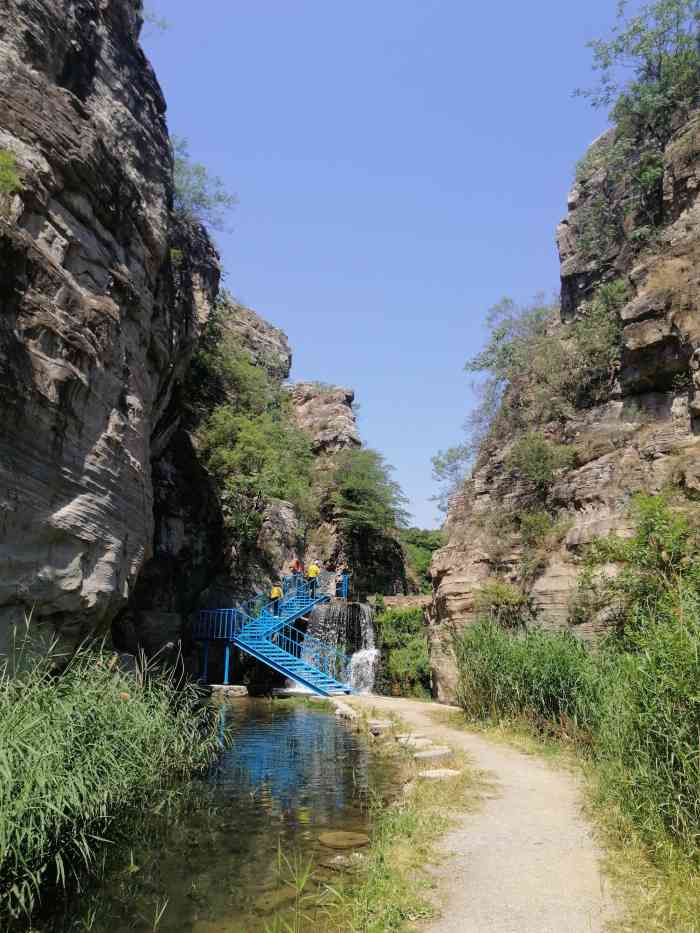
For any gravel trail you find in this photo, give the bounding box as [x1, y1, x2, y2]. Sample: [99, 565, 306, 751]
[351, 696, 616, 933]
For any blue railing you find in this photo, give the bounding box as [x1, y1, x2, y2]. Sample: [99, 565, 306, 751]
[268, 622, 351, 683]
[193, 607, 250, 641]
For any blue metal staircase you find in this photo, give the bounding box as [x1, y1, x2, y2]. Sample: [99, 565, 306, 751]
[194, 572, 353, 697]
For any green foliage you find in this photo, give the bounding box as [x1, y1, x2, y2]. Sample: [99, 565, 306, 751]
[575, 1, 700, 259]
[517, 509, 557, 548]
[375, 607, 430, 698]
[454, 619, 602, 728]
[185, 294, 314, 547]
[0, 642, 218, 922]
[580, 492, 700, 641]
[0, 150, 21, 199]
[330, 448, 409, 538]
[433, 285, 626, 509]
[455, 495, 700, 858]
[200, 407, 315, 540]
[506, 432, 576, 497]
[172, 136, 237, 230]
[473, 579, 536, 629]
[398, 527, 444, 593]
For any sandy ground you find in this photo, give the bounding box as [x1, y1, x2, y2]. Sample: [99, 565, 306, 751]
[350, 696, 616, 933]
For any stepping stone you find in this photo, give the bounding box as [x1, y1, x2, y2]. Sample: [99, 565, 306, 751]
[417, 768, 462, 780]
[396, 732, 425, 741]
[319, 830, 370, 849]
[398, 737, 433, 750]
[413, 746, 452, 761]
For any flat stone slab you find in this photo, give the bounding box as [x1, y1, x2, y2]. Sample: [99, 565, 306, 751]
[398, 737, 433, 749]
[417, 768, 462, 780]
[413, 746, 453, 761]
[210, 684, 248, 698]
[396, 732, 425, 741]
[319, 830, 370, 849]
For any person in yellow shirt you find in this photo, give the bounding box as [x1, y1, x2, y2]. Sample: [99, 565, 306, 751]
[306, 561, 321, 598]
[270, 582, 283, 616]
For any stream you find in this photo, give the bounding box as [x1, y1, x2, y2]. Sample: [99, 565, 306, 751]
[49, 698, 396, 933]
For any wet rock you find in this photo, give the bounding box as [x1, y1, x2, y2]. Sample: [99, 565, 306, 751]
[253, 885, 297, 914]
[318, 850, 367, 874]
[318, 830, 370, 850]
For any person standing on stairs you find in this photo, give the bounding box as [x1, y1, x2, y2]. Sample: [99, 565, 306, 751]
[270, 582, 283, 616]
[290, 557, 304, 591]
[307, 560, 321, 598]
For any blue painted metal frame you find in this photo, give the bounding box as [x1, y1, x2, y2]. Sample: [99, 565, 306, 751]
[195, 572, 354, 695]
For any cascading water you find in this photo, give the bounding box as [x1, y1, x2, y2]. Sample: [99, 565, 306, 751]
[304, 602, 379, 694]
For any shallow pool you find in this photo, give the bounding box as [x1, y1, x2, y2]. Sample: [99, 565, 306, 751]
[49, 699, 395, 932]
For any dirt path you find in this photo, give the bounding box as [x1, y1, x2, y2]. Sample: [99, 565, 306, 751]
[350, 696, 615, 933]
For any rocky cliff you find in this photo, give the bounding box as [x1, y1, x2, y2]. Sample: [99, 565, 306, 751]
[428, 109, 700, 702]
[0, 0, 219, 654]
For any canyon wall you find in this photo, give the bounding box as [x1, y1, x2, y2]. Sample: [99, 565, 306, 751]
[0, 0, 219, 654]
[428, 111, 700, 702]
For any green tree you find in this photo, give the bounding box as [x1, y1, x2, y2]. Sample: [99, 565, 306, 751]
[172, 136, 237, 230]
[330, 448, 409, 537]
[575, 1, 700, 253]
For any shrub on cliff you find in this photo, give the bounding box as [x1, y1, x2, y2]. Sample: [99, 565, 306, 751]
[0, 643, 219, 922]
[506, 432, 576, 498]
[0, 150, 20, 200]
[575, 0, 700, 257]
[398, 528, 444, 593]
[433, 282, 627, 508]
[330, 448, 409, 538]
[172, 136, 237, 230]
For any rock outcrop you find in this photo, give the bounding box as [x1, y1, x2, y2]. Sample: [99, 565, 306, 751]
[0, 0, 219, 653]
[428, 111, 700, 703]
[288, 382, 361, 454]
[224, 298, 292, 381]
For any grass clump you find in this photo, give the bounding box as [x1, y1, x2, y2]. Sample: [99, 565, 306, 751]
[0, 641, 219, 923]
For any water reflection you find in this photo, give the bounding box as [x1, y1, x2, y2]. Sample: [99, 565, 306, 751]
[51, 699, 393, 933]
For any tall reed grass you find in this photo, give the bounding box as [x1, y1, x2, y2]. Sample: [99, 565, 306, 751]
[0, 638, 219, 923]
[454, 494, 700, 860]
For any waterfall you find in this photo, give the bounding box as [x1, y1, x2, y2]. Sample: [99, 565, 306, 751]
[305, 602, 379, 694]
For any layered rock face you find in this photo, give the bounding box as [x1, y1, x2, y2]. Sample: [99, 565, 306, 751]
[428, 111, 700, 703]
[0, 0, 219, 652]
[225, 299, 292, 381]
[288, 382, 361, 454]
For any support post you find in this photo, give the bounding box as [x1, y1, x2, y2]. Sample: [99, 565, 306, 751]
[224, 642, 231, 685]
[202, 641, 209, 683]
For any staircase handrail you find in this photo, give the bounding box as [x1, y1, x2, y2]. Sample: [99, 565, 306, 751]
[266, 621, 352, 683]
[193, 607, 251, 641]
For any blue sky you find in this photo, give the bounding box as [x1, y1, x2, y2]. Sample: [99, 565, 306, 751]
[143, 1, 625, 528]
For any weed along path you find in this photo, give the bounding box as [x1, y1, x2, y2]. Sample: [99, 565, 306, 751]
[349, 696, 616, 933]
